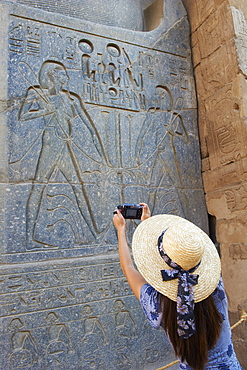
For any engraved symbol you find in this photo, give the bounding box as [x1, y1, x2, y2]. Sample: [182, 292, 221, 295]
[81, 305, 107, 368]
[215, 126, 237, 154]
[115, 347, 132, 369]
[80, 39, 97, 82]
[9, 25, 24, 54]
[81, 305, 107, 347]
[7, 318, 38, 369]
[225, 185, 247, 211]
[79, 39, 94, 54]
[114, 299, 136, 345]
[106, 43, 121, 58]
[113, 300, 136, 369]
[229, 243, 247, 260]
[79, 40, 142, 110]
[26, 26, 41, 57]
[142, 320, 161, 365]
[65, 37, 77, 64]
[45, 312, 74, 369]
[145, 348, 159, 363]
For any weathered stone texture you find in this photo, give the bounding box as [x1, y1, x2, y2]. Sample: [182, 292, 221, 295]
[0, 1, 206, 369]
[183, 0, 247, 367]
[198, 3, 235, 58]
[196, 41, 239, 100]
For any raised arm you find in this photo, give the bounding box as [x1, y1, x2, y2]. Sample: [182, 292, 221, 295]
[113, 209, 148, 300]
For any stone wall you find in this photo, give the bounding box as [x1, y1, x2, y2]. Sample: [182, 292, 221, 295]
[182, 0, 247, 368]
[0, 1, 205, 369]
[1, 0, 245, 367]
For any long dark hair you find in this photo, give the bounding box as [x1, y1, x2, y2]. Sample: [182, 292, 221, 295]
[160, 294, 222, 370]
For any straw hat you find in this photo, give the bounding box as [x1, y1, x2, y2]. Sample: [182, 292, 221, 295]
[132, 214, 221, 303]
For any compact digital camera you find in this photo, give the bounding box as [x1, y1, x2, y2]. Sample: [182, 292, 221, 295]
[117, 203, 143, 219]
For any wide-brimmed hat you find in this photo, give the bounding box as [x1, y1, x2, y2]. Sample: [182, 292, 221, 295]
[132, 214, 221, 303]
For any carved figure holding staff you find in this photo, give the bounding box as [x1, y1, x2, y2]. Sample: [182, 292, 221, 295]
[19, 60, 107, 247]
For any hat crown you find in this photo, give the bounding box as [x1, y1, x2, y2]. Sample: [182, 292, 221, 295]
[132, 214, 221, 303]
[162, 224, 204, 271]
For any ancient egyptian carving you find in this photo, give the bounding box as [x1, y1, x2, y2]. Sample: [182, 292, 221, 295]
[1, 1, 207, 369]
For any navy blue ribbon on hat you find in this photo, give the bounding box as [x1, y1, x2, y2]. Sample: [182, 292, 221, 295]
[158, 229, 201, 339]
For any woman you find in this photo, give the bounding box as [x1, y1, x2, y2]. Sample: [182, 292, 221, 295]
[112, 203, 242, 370]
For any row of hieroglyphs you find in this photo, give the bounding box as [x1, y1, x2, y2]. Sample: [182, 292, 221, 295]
[0, 262, 131, 314]
[5, 298, 156, 370]
[8, 20, 190, 112]
[2, 262, 163, 369]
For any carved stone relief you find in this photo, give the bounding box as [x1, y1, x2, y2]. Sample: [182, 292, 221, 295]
[1, 259, 177, 369]
[6, 17, 206, 253]
[0, 1, 207, 368]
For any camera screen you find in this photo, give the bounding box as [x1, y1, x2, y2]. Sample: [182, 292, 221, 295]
[126, 209, 138, 217]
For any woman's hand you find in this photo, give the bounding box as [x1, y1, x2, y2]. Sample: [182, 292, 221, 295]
[112, 209, 126, 231]
[140, 203, 151, 221]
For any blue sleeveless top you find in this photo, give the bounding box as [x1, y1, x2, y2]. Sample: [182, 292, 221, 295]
[140, 278, 243, 369]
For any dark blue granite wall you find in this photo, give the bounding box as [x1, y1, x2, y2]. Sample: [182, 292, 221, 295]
[0, 1, 207, 368]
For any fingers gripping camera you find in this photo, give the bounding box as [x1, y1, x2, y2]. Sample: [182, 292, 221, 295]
[117, 203, 143, 219]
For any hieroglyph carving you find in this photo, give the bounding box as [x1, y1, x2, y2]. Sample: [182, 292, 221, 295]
[7, 318, 38, 370]
[229, 243, 247, 260]
[7, 19, 199, 250]
[1, 3, 203, 369]
[225, 184, 247, 212]
[0, 263, 130, 316]
[2, 260, 169, 369]
[205, 89, 244, 170]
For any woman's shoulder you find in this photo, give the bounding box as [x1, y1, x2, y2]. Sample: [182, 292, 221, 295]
[212, 277, 227, 301]
[211, 277, 229, 320]
[141, 283, 157, 295]
[140, 284, 162, 329]
[140, 284, 160, 308]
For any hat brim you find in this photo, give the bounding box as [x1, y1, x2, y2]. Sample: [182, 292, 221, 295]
[132, 215, 221, 303]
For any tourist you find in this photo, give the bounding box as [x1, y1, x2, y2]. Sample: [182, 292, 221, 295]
[112, 203, 242, 369]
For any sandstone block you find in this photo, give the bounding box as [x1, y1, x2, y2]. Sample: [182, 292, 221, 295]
[203, 160, 247, 193]
[198, 2, 235, 59]
[195, 0, 226, 29]
[204, 84, 246, 170]
[196, 40, 238, 100]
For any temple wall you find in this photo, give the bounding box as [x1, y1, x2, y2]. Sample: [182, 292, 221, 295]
[0, 1, 204, 369]
[182, 0, 247, 368]
[0, 0, 246, 368]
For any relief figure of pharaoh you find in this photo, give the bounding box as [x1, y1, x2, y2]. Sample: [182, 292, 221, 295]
[19, 61, 107, 247]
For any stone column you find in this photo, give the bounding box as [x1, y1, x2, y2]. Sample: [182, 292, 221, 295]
[182, 1, 247, 367]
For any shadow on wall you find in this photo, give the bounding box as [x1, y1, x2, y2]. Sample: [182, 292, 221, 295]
[144, 0, 164, 31]
[15, 0, 164, 31]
